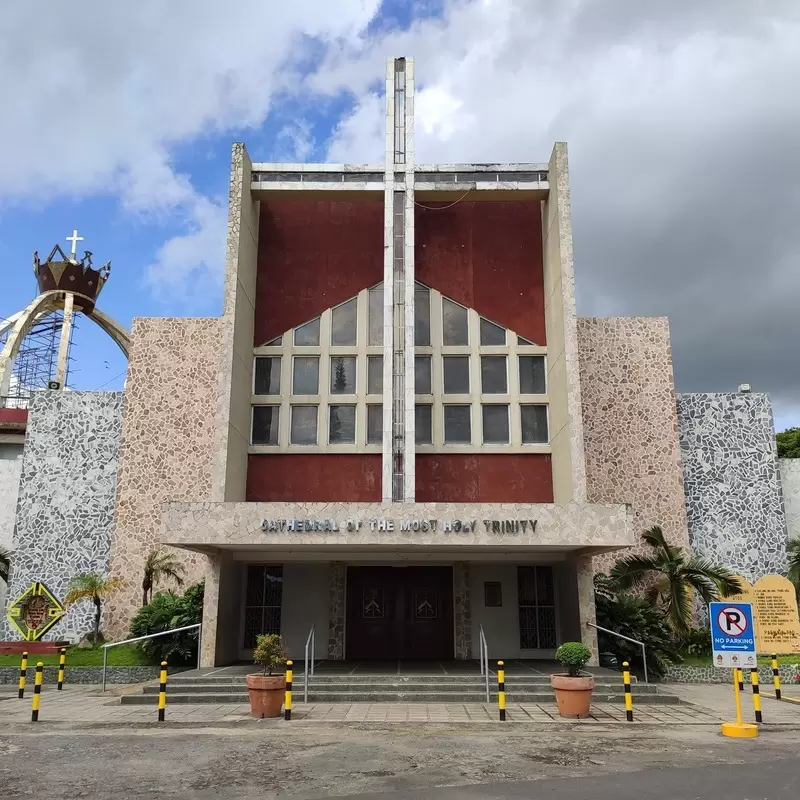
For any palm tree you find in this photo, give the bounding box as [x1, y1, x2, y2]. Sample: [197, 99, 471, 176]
[141, 549, 185, 606]
[788, 538, 800, 590]
[610, 526, 742, 635]
[0, 546, 10, 583]
[64, 573, 125, 641]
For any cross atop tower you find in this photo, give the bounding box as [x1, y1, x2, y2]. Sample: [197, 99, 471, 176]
[66, 229, 84, 260]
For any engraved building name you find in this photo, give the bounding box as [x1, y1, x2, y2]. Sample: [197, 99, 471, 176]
[261, 518, 538, 534]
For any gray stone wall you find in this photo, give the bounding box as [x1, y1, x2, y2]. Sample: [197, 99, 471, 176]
[677, 393, 788, 580]
[0, 665, 188, 684]
[2, 392, 124, 640]
[0, 448, 22, 612]
[663, 664, 798, 685]
[780, 459, 800, 545]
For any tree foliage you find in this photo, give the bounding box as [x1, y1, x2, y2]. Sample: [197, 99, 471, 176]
[777, 428, 800, 458]
[0, 546, 10, 583]
[64, 572, 125, 640]
[788, 538, 800, 589]
[129, 581, 204, 665]
[141, 549, 185, 606]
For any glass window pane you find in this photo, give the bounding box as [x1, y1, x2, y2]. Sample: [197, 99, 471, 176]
[521, 405, 549, 443]
[254, 357, 281, 395]
[331, 298, 357, 345]
[252, 406, 279, 445]
[415, 405, 432, 444]
[291, 405, 317, 444]
[480, 318, 506, 345]
[293, 357, 319, 395]
[481, 355, 507, 394]
[265, 334, 282, 346]
[330, 356, 356, 394]
[444, 405, 471, 443]
[329, 405, 356, 443]
[482, 405, 509, 444]
[442, 298, 468, 345]
[519, 356, 546, 394]
[517, 335, 535, 346]
[294, 318, 320, 346]
[415, 284, 430, 346]
[368, 285, 384, 346]
[367, 356, 383, 394]
[415, 355, 431, 394]
[367, 405, 382, 444]
[443, 356, 469, 394]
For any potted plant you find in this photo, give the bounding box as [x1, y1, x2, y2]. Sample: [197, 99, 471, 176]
[246, 634, 289, 719]
[550, 642, 594, 718]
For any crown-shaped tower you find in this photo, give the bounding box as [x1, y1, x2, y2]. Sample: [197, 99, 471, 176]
[33, 244, 111, 315]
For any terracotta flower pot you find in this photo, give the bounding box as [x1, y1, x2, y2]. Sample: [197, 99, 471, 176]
[550, 673, 595, 718]
[246, 673, 286, 719]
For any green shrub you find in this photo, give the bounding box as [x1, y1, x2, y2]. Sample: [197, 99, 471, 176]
[129, 580, 204, 665]
[253, 634, 288, 676]
[555, 642, 592, 677]
[680, 627, 711, 657]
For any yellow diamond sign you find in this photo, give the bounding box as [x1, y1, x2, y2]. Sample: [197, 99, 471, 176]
[7, 582, 65, 641]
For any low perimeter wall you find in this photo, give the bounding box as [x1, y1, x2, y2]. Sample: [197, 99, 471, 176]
[0, 666, 188, 685]
[663, 664, 799, 685]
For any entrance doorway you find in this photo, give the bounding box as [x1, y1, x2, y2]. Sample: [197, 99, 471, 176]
[345, 566, 454, 660]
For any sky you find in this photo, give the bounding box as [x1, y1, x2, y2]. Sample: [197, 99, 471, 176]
[1, 0, 798, 429]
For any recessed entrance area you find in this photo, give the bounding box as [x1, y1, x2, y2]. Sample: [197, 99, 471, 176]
[345, 566, 454, 660]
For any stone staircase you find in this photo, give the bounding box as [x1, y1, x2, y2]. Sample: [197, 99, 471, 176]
[120, 672, 681, 705]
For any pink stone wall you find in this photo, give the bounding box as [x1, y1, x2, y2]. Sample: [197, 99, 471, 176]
[577, 317, 689, 573]
[105, 318, 221, 637]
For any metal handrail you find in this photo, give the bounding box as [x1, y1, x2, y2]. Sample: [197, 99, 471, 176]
[101, 623, 202, 692]
[304, 625, 316, 703]
[478, 625, 490, 702]
[587, 622, 648, 684]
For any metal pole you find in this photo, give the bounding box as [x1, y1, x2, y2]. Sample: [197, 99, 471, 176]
[196, 624, 202, 672]
[641, 643, 648, 685]
[102, 646, 108, 693]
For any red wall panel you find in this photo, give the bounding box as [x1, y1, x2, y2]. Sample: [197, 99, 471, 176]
[416, 201, 545, 344]
[0, 408, 28, 429]
[416, 454, 553, 503]
[255, 199, 384, 345]
[247, 454, 382, 502]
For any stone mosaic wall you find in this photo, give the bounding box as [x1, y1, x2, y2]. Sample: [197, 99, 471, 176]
[453, 562, 471, 660]
[663, 664, 799, 685]
[577, 317, 690, 573]
[677, 393, 788, 580]
[780, 459, 800, 545]
[0, 452, 22, 611]
[327, 562, 345, 659]
[105, 318, 222, 639]
[2, 392, 124, 640]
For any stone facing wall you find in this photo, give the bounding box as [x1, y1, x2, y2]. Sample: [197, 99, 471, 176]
[577, 318, 690, 572]
[677, 393, 788, 580]
[2, 392, 123, 640]
[0, 453, 22, 610]
[105, 318, 222, 638]
[780, 459, 800, 545]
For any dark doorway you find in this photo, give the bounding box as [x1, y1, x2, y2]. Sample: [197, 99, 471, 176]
[346, 566, 454, 660]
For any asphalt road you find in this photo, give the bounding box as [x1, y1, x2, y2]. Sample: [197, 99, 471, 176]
[1, 724, 799, 799]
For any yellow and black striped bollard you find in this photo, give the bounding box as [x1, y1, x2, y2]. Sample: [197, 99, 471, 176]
[31, 662, 43, 722]
[750, 668, 762, 723]
[57, 648, 67, 691]
[18, 651, 28, 699]
[284, 660, 293, 721]
[497, 660, 506, 721]
[736, 668, 744, 693]
[157, 661, 168, 722]
[772, 654, 782, 701]
[622, 662, 634, 722]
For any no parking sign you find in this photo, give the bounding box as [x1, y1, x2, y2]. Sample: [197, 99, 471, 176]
[710, 601, 757, 668]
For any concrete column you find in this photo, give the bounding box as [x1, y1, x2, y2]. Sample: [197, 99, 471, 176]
[200, 550, 239, 667]
[569, 553, 598, 665]
[327, 562, 346, 659]
[453, 562, 472, 660]
[200, 553, 222, 668]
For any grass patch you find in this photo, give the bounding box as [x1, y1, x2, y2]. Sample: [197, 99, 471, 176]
[0, 643, 154, 667]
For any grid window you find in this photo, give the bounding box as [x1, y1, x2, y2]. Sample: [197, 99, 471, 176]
[519, 355, 546, 394]
[367, 356, 383, 394]
[482, 405, 509, 444]
[290, 405, 318, 444]
[415, 284, 431, 346]
[521, 405, 549, 444]
[293, 357, 319, 395]
[444, 405, 471, 443]
[367, 405, 382, 444]
[243, 565, 283, 648]
[481, 355, 507, 394]
[294, 318, 320, 346]
[480, 318, 506, 346]
[330, 356, 356, 394]
[443, 356, 469, 394]
[254, 357, 280, 395]
[518, 566, 557, 649]
[331, 298, 357, 345]
[329, 405, 356, 443]
[442, 298, 468, 345]
[415, 355, 432, 394]
[368, 285, 384, 346]
[416, 405, 432, 444]
[252, 406, 279, 445]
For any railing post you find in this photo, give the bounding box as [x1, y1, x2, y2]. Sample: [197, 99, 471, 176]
[102, 646, 108, 693]
[196, 624, 202, 671]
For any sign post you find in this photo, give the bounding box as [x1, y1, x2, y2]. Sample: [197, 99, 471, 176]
[710, 601, 759, 739]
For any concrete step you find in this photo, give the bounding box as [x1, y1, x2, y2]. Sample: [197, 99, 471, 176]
[168, 675, 638, 687]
